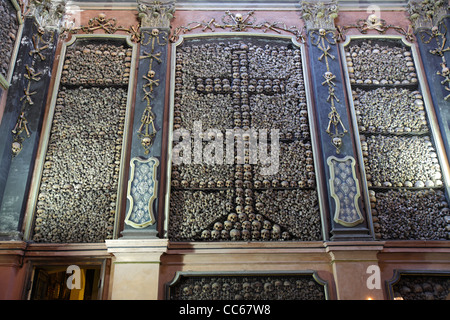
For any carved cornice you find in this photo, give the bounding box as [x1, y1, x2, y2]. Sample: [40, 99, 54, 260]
[407, 0, 449, 31]
[138, 0, 176, 29]
[300, 0, 339, 31]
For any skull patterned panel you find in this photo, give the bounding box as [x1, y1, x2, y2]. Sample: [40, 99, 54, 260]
[345, 38, 450, 240]
[169, 36, 321, 242]
[168, 273, 326, 300]
[32, 39, 132, 243]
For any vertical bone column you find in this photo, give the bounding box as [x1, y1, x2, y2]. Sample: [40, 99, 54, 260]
[301, 0, 372, 240]
[0, 18, 58, 240]
[121, 1, 175, 238]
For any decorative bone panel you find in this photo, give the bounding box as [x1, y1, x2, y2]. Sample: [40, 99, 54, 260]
[168, 273, 326, 300]
[345, 38, 450, 240]
[32, 40, 131, 243]
[392, 274, 450, 300]
[169, 36, 321, 242]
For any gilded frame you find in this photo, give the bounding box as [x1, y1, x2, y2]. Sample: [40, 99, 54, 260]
[124, 156, 159, 229]
[22, 34, 137, 241]
[327, 155, 364, 227]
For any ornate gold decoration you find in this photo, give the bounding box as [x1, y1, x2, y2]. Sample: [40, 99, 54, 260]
[300, 0, 339, 31]
[137, 28, 168, 154]
[170, 10, 305, 43]
[407, 0, 449, 30]
[125, 157, 159, 228]
[138, 0, 176, 28]
[64, 13, 141, 42]
[311, 28, 347, 154]
[26, 0, 66, 30]
[327, 155, 364, 227]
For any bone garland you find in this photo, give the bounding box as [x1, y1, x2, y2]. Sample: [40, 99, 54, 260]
[63, 13, 141, 42]
[335, 12, 414, 43]
[137, 28, 168, 154]
[170, 11, 306, 43]
[12, 28, 55, 157]
[310, 28, 347, 154]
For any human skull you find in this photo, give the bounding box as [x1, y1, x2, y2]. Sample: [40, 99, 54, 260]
[224, 220, 233, 231]
[203, 283, 211, 293]
[253, 281, 263, 293]
[324, 71, 334, 80]
[241, 229, 251, 240]
[254, 180, 262, 188]
[255, 202, 264, 212]
[235, 206, 243, 214]
[235, 13, 244, 23]
[263, 220, 272, 230]
[228, 213, 238, 222]
[214, 222, 223, 231]
[238, 212, 247, 222]
[230, 229, 241, 240]
[211, 229, 220, 240]
[281, 231, 290, 240]
[252, 220, 261, 231]
[261, 229, 271, 240]
[221, 229, 230, 240]
[236, 196, 244, 205]
[263, 180, 270, 188]
[244, 205, 253, 214]
[242, 220, 251, 230]
[245, 197, 253, 205]
[216, 180, 224, 188]
[181, 180, 189, 188]
[264, 282, 274, 293]
[225, 202, 233, 212]
[212, 282, 221, 293]
[202, 229, 211, 239]
[183, 286, 192, 296]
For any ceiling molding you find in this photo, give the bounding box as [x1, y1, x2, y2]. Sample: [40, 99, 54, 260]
[66, 1, 408, 11]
